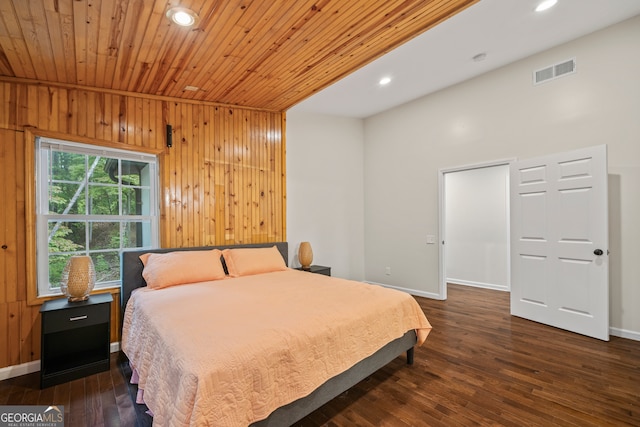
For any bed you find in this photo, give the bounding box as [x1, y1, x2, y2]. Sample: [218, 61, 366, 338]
[120, 242, 432, 426]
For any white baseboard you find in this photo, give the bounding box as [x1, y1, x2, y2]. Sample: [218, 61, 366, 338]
[610, 327, 640, 341]
[0, 342, 121, 382]
[447, 278, 509, 292]
[0, 361, 40, 381]
[364, 281, 444, 300]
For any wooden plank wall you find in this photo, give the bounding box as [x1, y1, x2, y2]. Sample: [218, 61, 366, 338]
[0, 79, 286, 370]
[0, 128, 35, 371]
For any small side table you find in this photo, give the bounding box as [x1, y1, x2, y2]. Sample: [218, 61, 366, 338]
[40, 293, 112, 388]
[295, 265, 331, 276]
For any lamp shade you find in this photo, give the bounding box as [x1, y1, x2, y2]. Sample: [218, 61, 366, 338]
[61, 256, 96, 302]
[298, 242, 313, 270]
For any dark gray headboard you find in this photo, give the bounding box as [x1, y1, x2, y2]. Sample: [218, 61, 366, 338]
[120, 242, 288, 321]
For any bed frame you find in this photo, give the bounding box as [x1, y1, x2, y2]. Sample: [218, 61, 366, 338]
[120, 242, 417, 426]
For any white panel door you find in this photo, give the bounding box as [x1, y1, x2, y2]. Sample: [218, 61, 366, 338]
[510, 145, 609, 340]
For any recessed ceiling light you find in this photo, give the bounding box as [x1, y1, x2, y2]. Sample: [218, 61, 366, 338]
[379, 76, 392, 86]
[535, 0, 557, 12]
[166, 7, 198, 27]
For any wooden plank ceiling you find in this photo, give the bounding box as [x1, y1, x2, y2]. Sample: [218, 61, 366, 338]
[0, 0, 477, 112]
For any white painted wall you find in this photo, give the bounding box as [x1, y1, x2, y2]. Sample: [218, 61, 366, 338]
[285, 16, 640, 338]
[444, 165, 509, 290]
[363, 16, 640, 337]
[285, 111, 365, 280]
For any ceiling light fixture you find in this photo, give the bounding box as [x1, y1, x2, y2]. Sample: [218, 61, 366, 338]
[535, 0, 558, 12]
[379, 76, 392, 86]
[166, 7, 198, 27]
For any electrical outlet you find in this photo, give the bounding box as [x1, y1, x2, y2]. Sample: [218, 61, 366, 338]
[385, 267, 391, 275]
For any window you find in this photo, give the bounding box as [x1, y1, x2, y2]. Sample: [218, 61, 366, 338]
[36, 137, 159, 297]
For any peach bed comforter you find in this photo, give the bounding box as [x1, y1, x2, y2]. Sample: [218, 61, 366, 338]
[121, 269, 432, 426]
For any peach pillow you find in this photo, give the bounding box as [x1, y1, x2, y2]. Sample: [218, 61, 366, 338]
[139, 252, 151, 266]
[140, 249, 226, 289]
[222, 246, 287, 277]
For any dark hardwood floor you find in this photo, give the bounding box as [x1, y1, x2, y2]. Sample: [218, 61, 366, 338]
[2, 284, 639, 426]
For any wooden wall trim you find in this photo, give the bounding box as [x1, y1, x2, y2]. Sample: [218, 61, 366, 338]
[24, 129, 36, 306]
[0, 76, 282, 114]
[27, 128, 165, 156]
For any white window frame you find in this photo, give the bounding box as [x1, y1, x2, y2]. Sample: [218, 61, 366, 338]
[35, 137, 159, 297]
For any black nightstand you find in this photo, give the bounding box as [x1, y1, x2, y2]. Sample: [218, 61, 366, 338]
[295, 265, 331, 276]
[40, 293, 112, 388]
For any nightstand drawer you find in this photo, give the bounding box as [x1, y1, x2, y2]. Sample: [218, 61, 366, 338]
[43, 302, 110, 333]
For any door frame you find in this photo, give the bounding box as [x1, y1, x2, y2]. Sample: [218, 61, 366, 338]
[437, 158, 515, 300]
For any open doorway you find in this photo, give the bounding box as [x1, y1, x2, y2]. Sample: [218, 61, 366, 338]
[438, 160, 512, 300]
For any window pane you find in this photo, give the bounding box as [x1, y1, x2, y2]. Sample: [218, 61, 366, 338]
[140, 188, 151, 215]
[121, 160, 146, 186]
[88, 156, 110, 183]
[48, 221, 86, 253]
[123, 221, 151, 247]
[91, 252, 120, 283]
[89, 222, 120, 250]
[48, 254, 72, 289]
[49, 183, 86, 214]
[88, 184, 120, 215]
[51, 152, 85, 182]
[122, 187, 140, 215]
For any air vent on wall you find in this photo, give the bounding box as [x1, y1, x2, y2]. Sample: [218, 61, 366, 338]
[533, 58, 576, 85]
